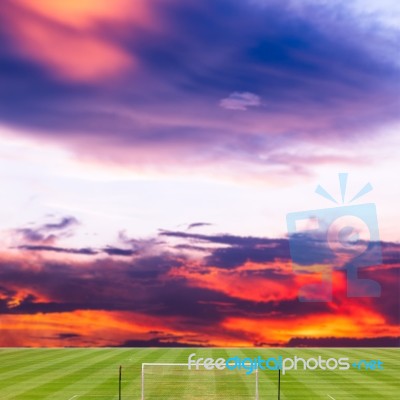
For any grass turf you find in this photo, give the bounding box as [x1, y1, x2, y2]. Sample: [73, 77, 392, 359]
[0, 348, 398, 399]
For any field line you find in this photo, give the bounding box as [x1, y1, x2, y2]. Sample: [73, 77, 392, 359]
[327, 395, 336, 400]
[68, 395, 79, 400]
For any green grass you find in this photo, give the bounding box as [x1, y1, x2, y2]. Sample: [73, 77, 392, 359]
[0, 348, 398, 399]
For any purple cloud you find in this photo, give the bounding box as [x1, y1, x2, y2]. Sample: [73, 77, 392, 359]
[0, 1, 398, 177]
[13, 216, 79, 244]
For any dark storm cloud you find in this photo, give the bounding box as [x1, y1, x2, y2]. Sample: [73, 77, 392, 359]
[116, 338, 205, 348]
[14, 216, 79, 244]
[381, 241, 400, 265]
[18, 245, 139, 257]
[41, 217, 79, 231]
[160, 230, 286, 247]
[0, 257, 393, 323]
[0, 234, 398, 347]
[18, 245, 98, 256]
[205, 245, 288, 269]
[160, 230, 291, 268]
[102, 247, 137, 257]
[287, 336, 400, 347]
[187, 222, 212, 230]
[0, 249, 331, 323]
[4, 226, 399, 328]
[363, 266, 400, 326]
[173, 244, 210, 252]
[161, 230, 335, 269]
[56, 333, 82, 340]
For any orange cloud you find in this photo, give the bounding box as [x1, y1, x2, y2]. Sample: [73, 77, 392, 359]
[0, 310, 183, 347]
[0, 309, 252, 347]
[2, 0, 154, 82]
[169, 261, 296, 303]
[0, 239, 398, 347]
[222, 308, 396, 346]
[15, 0, 149, 28]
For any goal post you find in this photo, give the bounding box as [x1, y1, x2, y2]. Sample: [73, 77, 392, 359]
[141, 362, 259, 400]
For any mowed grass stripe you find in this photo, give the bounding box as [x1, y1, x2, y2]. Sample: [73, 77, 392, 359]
[281, 348, 395, 399]
[83, 348, 173, 400]
[212, 349, 229, 397]
[0, 348, 103, 376]
[40, 348, 141, 400]
[344, 348, 399, 356]
[181, 349, 213, 399]
[18, 349, 134, 400]
[283, 371, 348, 400]
[203, 349, 215, 394]
[226, 349, 253, 398]
[0, 349, 75, 372]
[0, 349, 52, 363]
[0, 349, 116, 399]
[120, 348, 174, 399]
[0, 349, 103, 373]
[217, 349, 254, 398]
[279, 349, 353, 400]
[343, 348, 400, 380]
[0, 350, 106, 399]
[317, 347, 398, 397]
[1, 348, 398, 399]
[288, 348, 378, 399]
[241, 348, 281, 398]
[132, 348, 398, 399]
[237, 348, 267, 398]
[144, 348, 189, 399]
[343, 348, 399, 366]
[0, 348, 107, 390]
[274, 349, 326, 399]
[141, 348, 180, 398]
[124, 348, 177, 398]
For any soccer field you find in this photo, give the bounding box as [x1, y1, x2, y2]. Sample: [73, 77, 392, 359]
[0, 348, 398, 399]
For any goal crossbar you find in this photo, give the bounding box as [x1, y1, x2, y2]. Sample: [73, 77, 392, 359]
[141, 362, 259, 400]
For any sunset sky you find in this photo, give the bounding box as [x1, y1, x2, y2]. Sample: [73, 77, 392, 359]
[0, 0, 399, 347]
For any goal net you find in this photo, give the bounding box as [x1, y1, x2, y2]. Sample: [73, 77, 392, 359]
[141, 363, 259, 400]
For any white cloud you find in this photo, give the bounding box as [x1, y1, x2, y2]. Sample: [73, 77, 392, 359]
[219, 92, 261, 111]
[251, 0, 400, 29]
[288, 0, 400, 28]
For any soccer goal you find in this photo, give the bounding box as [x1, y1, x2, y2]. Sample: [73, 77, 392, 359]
[141, 362, 259, 400]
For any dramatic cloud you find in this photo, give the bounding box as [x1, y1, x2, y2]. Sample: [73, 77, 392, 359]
[0, 0, 399, 177]
[0, 228, 398, 346]
[0, 0, 398, 348]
